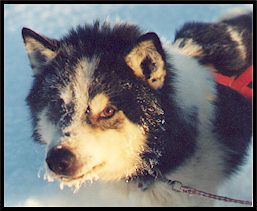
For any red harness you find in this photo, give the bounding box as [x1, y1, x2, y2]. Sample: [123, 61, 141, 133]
[213, 65, 253, 102]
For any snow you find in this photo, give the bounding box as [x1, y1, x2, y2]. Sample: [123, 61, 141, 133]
[4, 4, 253, 207]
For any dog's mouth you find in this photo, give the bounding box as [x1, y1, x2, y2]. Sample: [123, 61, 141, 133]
[58, 162, 106, 182]
[43, 162, 107, 192]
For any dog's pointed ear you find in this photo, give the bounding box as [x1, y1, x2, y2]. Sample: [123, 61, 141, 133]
[22, 27, 60, 75]
[125, 32, 167, 90]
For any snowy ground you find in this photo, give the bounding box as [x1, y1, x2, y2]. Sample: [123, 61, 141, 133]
[4, 4, 253, 207]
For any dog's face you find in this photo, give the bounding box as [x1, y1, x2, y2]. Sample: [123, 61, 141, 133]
[22, 23, 169, 189]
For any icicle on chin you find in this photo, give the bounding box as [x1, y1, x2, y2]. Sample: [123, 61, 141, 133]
[42, 166, 58, 183]
[41, 164, 101, 193]
[37, 167, 44, 179]
[43, 172, 55, 182]
[58, 180, 83, 193]
[60, 181, 64, 190]
[57, 171, 100, 193]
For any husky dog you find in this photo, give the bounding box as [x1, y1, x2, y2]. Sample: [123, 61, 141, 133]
[22, 12, 252, 206]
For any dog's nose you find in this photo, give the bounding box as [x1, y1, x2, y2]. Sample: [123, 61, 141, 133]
[46, 146, 76, 176]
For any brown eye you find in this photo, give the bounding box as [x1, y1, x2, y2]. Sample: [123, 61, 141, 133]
[85, 106, 90, 114]
[100, 105, 117, 119]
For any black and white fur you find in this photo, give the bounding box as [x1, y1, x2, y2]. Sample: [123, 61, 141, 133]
[22, 12, 252, 206]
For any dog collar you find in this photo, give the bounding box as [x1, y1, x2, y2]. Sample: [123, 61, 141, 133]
[213, 65, 253, 102]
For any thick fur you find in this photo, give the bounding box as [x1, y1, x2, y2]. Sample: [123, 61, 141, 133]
[22, 12, 252, 206]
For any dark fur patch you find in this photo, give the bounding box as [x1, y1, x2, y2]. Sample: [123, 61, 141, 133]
[22, 27, 60, 51]
[141, 56, 156, 80]
[213, 85, 252, 175]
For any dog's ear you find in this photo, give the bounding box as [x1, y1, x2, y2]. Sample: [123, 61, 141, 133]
[22, 27, 60, 75]
[125, 32, 167, 90]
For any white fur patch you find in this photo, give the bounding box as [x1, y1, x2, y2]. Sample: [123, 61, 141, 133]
[164, 43, 217, 126]
[73, 117, 147, 181]
[90, 93, 109, 115]
[73, 57, 97, 106]
[226, 26, 247, 61]
[36, 108, 58, 146]
[59, 56, 99, 127]
[60, 85, 73, 104]
[172, 38, 204, 57]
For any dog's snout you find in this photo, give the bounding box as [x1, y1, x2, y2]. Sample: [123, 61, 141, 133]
[46, 146, 76, 176]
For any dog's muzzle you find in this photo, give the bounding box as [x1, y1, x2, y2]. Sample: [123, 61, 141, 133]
[46, 146, 77, 176]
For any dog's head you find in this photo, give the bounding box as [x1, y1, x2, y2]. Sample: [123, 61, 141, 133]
[22, 22, 172, 189]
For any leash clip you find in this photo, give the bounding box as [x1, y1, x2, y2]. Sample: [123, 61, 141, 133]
[167, 180, 183, 192]
[159, 176, 183, 192]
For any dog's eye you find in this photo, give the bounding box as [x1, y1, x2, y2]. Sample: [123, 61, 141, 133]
[100, 105, 117, 119]
[85, 106, 90, 114]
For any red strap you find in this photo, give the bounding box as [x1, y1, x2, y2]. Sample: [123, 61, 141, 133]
[213, 65, 253, 102]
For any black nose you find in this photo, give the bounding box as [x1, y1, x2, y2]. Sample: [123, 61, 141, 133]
[46, 146, 76, 176]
